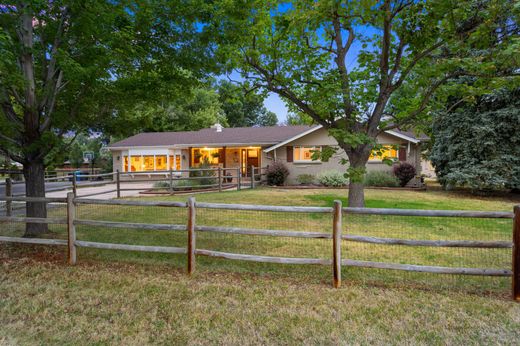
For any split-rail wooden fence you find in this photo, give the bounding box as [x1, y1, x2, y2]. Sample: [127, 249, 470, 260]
[0, 194, 519, 301]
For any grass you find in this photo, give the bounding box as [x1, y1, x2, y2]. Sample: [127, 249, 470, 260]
[1, 187, 520, 344]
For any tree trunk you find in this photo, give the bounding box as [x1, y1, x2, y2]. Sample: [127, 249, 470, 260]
[348, 180, 365, 207]
[23, 160, 48, 237]
[345, 148, 371, 208]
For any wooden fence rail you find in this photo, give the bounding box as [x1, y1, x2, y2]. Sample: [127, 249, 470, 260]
[0, 194, 518, 300]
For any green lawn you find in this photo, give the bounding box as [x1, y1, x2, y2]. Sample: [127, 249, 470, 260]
[1, 187, 520, 344]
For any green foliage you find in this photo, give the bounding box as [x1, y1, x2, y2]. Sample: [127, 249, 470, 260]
[364, 171, 399, 187]
[117, 88, 227, 135]
[212, 0, 519, 205]
[431, 88, 520, 192]
[266, 162, 289, 186]
[0, 0, 220, 167]
[189, 158, 217, 186]
[296, 174, 315, 185]
[67, 134, 110, 170]
[217, 80, 278, 127]
[317, 170, 348, 187]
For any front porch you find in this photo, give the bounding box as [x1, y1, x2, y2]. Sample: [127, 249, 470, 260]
[189, 146, 262, 177]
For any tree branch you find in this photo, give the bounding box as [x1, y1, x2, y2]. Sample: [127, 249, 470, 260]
[391, 41, 444, 91]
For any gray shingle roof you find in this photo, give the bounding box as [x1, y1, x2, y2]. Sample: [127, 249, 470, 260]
[108, 125, 314, 148]
[108, 125, 427, 148]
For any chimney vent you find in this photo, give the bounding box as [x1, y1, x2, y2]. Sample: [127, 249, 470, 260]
[212, 123, 223, 132]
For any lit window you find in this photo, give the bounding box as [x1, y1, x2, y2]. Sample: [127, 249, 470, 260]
[130, 156, 143, 172]
[369, 145, 398, 161]
[143, 156, 154, 171]
[192, 148, 221, 165]
[175, 155, 181, 170]
[294, 146, 321, 162]
[155, 155, 167, 171]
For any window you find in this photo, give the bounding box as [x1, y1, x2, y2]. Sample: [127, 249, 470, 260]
[130, 156, 143, 172]
[175, 155, 181, 170]
[169, 155, 175, 170]
[294, 146, 321, 162]
[169, 155, 182, 171]
[155, 155, 167, 170]
[143, 156, 154, 171]
[192, 148, 222, 165]
[369, 145, 398, 161]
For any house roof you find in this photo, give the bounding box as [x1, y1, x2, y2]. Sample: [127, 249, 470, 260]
[263, 125, 427, 152]
[108, 125, 314, 148]
[108, 125, 427, 150]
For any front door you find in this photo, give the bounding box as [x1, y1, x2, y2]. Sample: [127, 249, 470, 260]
[241, 148, 259, 177]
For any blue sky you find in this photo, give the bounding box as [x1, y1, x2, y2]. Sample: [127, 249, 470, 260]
[264, 94, 289, 123]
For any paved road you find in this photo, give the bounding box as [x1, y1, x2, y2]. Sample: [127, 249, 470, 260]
[0, 180, 91, 196]
[0, 180, 153, 199]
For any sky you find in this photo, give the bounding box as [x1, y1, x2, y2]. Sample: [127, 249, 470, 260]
[264, 93, 289, 123]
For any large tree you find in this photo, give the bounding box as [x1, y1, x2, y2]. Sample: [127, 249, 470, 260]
[431, 87, 520, 193]
[214, 0, 519, 206]
[0, 1, 217, 236]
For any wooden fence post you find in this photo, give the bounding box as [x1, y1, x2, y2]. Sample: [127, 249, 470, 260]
[513, 205, 520, 301]
[218, 166, 222, 192]
[67, 192, 77, 265]
[169, 169, 174, 195]
[187, 197, 196, 274]
[5, 177, 12, 217]
[333, 200, 342, 288]
[72, 174, 77, 197]
[250, 166, 255, 189]
[237, 167, 241, 191]
[116, 170, 121, 198]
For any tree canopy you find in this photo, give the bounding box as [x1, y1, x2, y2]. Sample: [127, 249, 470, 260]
[211, 0, 520, 206]
[431, 87, 520, 192]
[0, 0, 220, 235]
[217, 80, 278, 127]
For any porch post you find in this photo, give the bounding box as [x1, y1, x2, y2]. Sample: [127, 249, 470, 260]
[218, 166, 222, 192]
[237, 167, 241, 191]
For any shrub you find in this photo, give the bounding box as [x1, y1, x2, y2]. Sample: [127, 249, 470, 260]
[266, 162, 289, 186]
[153, 179, 202, 190]
[364, 171, 399, 187]
[153, 181, 170, 189]
[296, 174, 315, 185]
[317, 170, 348, 187]
[189, 157, 216, 186]
[392, 162, 416, 187]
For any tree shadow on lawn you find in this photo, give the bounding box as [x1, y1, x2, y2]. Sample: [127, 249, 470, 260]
[1, 244, 511, 301]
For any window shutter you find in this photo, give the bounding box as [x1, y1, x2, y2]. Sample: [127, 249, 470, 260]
[286, 146, 293, 163]
[398, 146, 406, 161]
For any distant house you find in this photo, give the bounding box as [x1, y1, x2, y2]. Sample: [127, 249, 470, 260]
[108, 124, 427, 185]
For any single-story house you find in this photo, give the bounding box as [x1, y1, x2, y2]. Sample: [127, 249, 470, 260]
[108, 124, 427, 185]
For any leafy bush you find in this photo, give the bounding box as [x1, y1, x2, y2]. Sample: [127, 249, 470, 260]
[317, 170, 348, 187]
[266, 162, 289, 186]
[153, 179, 201, 190]
[189, 157, 216, 186]
[153, 181, 170, 189]
[296, 174, 315, 185]
[364, 171, 399, 187]
[392, 162, 416, 187]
